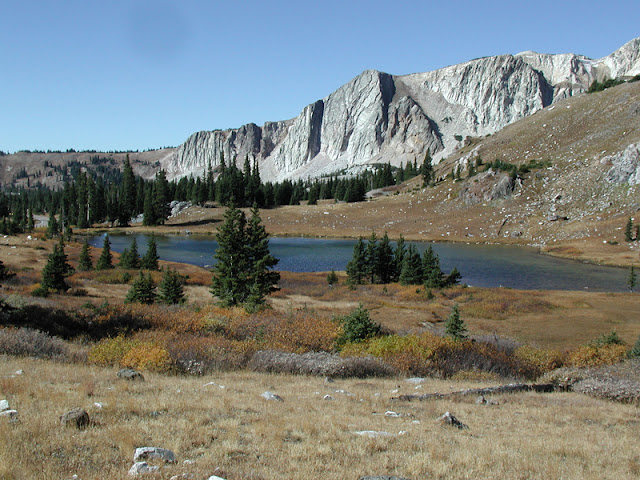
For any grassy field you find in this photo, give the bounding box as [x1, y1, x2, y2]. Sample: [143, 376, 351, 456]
[2, 356, 640, 480]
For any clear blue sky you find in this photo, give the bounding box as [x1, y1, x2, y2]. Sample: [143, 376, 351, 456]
[1, 0, 638, 153]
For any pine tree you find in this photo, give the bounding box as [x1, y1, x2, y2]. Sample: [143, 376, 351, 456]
[393, 235, 407, 282]
[47, 211, 58, 238]
[95, 235, 114, 270]
[119, 237, 141, 269]
[346, 237, 367, 285]
[125, 271, 156, 304]
[399, 244, 423, 285]
[41, 240, 73, 292]
[327, 269, 338, 286]
[142, 187, 156, 226]
[423, 245, 444, 288]
[244, 205, 280, 310]
[153, 170, 170, 224]
[158, 268, 186, 304]
[78, 239, 93, 271]
[141, 236, 160, 271]
[625, 217, 635, 242]
[121, 155, 136, 225]
[445, 303, 467, 341]
[375, 231, 395, 284]
[365, 232, 378, 284]
[0, 259, 15, 282]
[628, 265, 637, 293]
[443, 266, 462, 287]
[421, 150, 433, 187]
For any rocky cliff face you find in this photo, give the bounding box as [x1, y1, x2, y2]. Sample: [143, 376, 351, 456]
[165, 37, 640, 183]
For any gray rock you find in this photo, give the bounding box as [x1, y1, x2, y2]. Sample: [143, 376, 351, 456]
[207, 476, 227, 480]
[128, 462, 160, 476]
[60, 408, 89, 429]
[117, 368, 145, 381]
[359, 477, 410, 480]
[405, 377, 425, 384]
[260, 391, 284, 402]
[438, 411, 468, 430]
[169, 474, 194, 480]
[605, 142, 640, 185]
[0, 399, 9, 411]
[134, 447, 177, 464]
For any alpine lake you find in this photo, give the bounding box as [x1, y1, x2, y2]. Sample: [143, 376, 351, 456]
[89, 233, 630, 292]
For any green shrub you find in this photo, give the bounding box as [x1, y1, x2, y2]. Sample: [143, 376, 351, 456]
[335, 304, 381, 347]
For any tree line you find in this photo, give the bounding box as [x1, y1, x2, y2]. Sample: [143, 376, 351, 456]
[346, 232, 461, 289]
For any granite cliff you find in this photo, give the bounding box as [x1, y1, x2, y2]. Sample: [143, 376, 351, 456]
[166, 37, 640, 182]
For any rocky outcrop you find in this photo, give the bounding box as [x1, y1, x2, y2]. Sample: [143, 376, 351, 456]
[604, 142, 640, 185]
[458, 169, 514, 205]
[165, 38, 640, 183]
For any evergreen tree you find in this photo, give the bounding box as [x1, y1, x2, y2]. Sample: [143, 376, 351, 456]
[335, 304, 381, 347]
[121, 155, 136, 225]
[95, 235, 114, 270]
[41, 240, 73, 292]
[119, 237, 141, 269]
[399, 244, 423, 285]
[423, 245, 444, 288]
[78, 239, 93, 271]
[443, 266, 462, 287]
[365, 232, 378, 284]
[393, 235, 407, 282]
[211, 203, 250, 307]
[47, 211, 58, 238]
[445, 303, 467, 341]
[243, 206, 280, 310]
[141, 236, 160, 270]
[158, 268, 186, 304]
[327, 269, 338, 286]
[346, 237, 367, 286]
[153, 170, 170, 224]
[375, 231, 395, 284]
[0, 259, 15, 282]
[625, 217, 635, 242]
[125, 271, 156, 304]
[142, 187, 156, 226]
[628, 265, 637, 293]
[421, 150, 433, 187]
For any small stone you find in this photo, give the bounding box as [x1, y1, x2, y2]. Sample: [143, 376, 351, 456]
[60, 408, 90, 429]
[134, 447, 177, 464]
[405, 377, 425, 384]
[438, 411, 468, 430]
[128, 462, 160, 476]
[385, 411, 401, 417]
[0, 409, 18, 422]
[323, 395, 334, 400]
[0, 399, 9, 411]
[117, 368, 145, 381]
[261, 391, 283, 402]
[207, 476, 227, 480]
[324, 376, 334, 383]
[354, 430, 395, 438]
[170, 475, 194, 480]
[14, 370, 23, 375]
[359, 477, 410, 480]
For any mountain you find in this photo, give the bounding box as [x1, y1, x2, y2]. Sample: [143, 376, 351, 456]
[166, 38, 640, 182]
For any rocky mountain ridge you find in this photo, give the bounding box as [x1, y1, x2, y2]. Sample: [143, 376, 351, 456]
[166, 37, 640, 183]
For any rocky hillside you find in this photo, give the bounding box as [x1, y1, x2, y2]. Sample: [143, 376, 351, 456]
[166, 38, 640, 182]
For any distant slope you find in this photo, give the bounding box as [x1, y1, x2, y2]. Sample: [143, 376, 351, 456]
[166, 38, 640, 183]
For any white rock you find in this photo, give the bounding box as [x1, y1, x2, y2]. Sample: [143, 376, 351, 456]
[354, 430, 395, 438]
[0, 409, 18, 422]
[208, 476, 227, 480]
[0, 399, 9, 411]
[323, 395, 334, 400]
[128, 462, 160, 476]
[134, 447, 177, 464]
[405, 377, 425, 384]
[260, 391, 283, 402]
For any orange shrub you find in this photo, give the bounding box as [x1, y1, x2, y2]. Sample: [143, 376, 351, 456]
[88, 335, 140, 366]
[514, 345, 565, 378]
[567, 344, 628, 367]
[121, 343, 172, 373]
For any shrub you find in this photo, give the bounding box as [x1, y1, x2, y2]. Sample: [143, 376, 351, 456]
[121, 343, 172, 372]
[589, 330, 625, 347]
[568, 344, 628, 367]
[514, 345, 565, 378]
[0, 327, 69, 359]
[88, 335, 141, 367]
[335, 304, 381, 347]
[628, 336, 640, 358]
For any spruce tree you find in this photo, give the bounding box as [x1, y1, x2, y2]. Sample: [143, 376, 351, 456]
[399, 244, 423, 285]
[346, 237, 367, 286]
[95, 235, 114, 270]
[445, 303, 467, 341]
[244, 205, 280, 310]
[119, 238, 141, 269]
[41, 240, 73, 292]
[125, 271, 156, 304]
[0, 259, 15, 282]
[393, 234, 407, 282]
[628, 265, 637, 293]
[158, 268, 186, 304]
[141, 236, 160, 270]
[142, 187, 156, 226]
[421, 150, 433, 187]
[47, 211, 58, 238]
[423, 245, 444, 288]
[625, 217, 635, 242]
[365, 232, 378, 284]
[375, 231, 395, 284]
[78, 239, 93, 271]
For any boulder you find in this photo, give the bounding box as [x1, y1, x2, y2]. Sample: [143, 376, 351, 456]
[134, 447, 177, 464]
[128, 462, 160, 476]
[60, 408, 89, 429]
[117, 368, 145, 382]
[438, 411, 468, 429]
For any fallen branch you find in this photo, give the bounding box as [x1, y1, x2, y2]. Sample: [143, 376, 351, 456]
[392, 383, 561, 401]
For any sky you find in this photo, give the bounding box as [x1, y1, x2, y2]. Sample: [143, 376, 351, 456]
[1, 0, 638, 153]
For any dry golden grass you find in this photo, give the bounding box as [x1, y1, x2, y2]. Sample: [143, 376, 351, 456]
[1, 355, 639, 480]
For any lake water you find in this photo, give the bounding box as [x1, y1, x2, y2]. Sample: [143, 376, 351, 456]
[90, 234, 629, 292]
